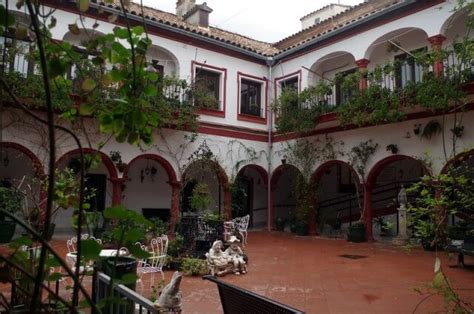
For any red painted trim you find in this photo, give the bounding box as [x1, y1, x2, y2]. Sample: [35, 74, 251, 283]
[122, 153, 177, 183]
[42, 0, 267, 65]
[237, 72, 268, 124]
[272, 102, 474, 142]
[0, 142, 45, 178]
[236, 164, 268, 186]
[182, 159, 229, 186]
[278, 0, 444, 64]
[440, 149, 474, 174]
[366, 155, 431, 188]
[197, 125, 268, 142]
[192, 61, 227, 118]
[55, 148, 118, 179]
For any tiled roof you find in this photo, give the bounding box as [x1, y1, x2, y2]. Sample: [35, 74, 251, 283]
[299, 3, 352, 21]
[275, 0, 401, 53]
[92, 0, 279, 56]
[91, 0, 405, 58]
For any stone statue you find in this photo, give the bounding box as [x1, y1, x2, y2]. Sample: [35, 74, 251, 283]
[154, 271, 182, 311]
[398, 184, 407, 209]
[224, 236, 247, 275]
[206, 240, 232, 276]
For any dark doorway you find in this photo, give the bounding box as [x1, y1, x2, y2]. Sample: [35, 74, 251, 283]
[85, 174, 107, 212]
[181, 180, 197, 213]
[232, 177, 253, 226]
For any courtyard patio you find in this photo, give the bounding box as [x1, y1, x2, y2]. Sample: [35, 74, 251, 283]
[3, 231, 471, 313]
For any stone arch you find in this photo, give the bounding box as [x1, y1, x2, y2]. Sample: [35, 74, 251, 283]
[182, 159, 231, 219]
[0, 142, 45, 178]
[269, 164, 304, 230]
[148, 45, 180, 76]
[308, 51, 356, 84]
[366, 155, 430, 239]
[311, 160, 362, 235]
[366, 155, 431, 187]
[439, 5, 471, 40]
[236, 164, 268, 186]
[234, 164, 269, 228]
[123, 154, 177, 183]
[363, 27, 429, 60]
[55, 148, 118, 179]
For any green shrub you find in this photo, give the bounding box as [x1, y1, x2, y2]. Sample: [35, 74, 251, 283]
[180, 257, 207, 276]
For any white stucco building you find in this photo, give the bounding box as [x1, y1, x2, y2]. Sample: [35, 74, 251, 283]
[1, 0, 473, 240]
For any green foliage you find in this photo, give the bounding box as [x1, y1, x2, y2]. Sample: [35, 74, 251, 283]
[272, 83, 334, 133]
[407, 160, 474, 247]
[2, 71, 73, 111]
[147, 217, 168, 236]
[180, 257, 207, 276]
[0, 187, 22, 219]
[421, 120, 442, 140]
[167, 233, 185, 258]
[189, 183, 213, 213]
[347, 140, 378, 179]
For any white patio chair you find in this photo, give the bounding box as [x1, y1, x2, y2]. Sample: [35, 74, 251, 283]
[65, 234, 102, 276]
[149, 235, 168, 282]
[228, 215, 250, 247]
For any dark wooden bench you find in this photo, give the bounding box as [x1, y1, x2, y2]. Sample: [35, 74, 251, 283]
[447, 233, 474, 266]
[203, 275, 305, 314]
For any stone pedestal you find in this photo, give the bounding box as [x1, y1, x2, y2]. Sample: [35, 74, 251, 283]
[392, 204, 408, 245]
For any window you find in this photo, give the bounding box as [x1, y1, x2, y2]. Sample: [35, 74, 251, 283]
[240, 79, 262, 117]
[395, 47, 427, 88]
[0, 35, 34, 77]
[194, 68, 221, 110]
[280, 76, 299, 109]
[335, 68, 357, 106]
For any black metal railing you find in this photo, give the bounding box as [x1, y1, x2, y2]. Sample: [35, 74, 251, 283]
[94, 272, 158, 314]
[178, 215, 224, 257]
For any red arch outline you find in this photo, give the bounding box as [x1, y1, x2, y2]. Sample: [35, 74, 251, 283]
[236, 164, 268, 186]
[366, 155, 431, 187]
[311, 160, 360, 185]
[270, 164, 303, 188]
[440, 149, 474, 174]
[122, 154, 177, 183]
[56, 148, 118, 179]
[1, 142, 45, 178]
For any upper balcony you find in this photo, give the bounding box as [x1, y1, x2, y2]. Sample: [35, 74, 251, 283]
[273, 7, 474, 135]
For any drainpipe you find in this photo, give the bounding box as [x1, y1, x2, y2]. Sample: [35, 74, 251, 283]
[266, 57, 275, 232]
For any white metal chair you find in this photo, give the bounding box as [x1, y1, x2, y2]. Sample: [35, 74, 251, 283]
[149, 235, 168, 282]
[225, 215, 250, 246]
[65, 234, 102, 275]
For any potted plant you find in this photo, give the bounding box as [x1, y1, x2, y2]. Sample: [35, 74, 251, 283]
[386, 144, 398, 154]
[275, 216, 285, 231]
[166, 233, 185, 270]
[348, 221, 366, 242]
[450, 125, 464, 138]
[373, 216, 394, 237]
[189, 183, 213, 215]
[413, 124, 421, 135]
[110, 150, 127, 173]
[0, 187, 21, 243]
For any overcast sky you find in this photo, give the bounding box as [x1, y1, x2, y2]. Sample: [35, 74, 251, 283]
[140, 0, 365, 43]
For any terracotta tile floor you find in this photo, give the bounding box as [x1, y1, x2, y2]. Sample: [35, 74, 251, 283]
[1, 231, 474, 313]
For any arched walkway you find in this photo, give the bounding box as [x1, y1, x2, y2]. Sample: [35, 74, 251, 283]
[270, 164, 304, 231]
[311, 160, 362, 236]
[55, 149, 118, 233]
[366, 155, 430, 239]
[182, 160, 231, 220]
[0, 142, 46, 231]
[234, 165, 268, 228]
[122, 154, 179, 229]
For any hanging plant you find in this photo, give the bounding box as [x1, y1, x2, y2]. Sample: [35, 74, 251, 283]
[451, 125, 464, 138]
[413, 124, 422, 135]
[386, 144, 398, 154]
[421, 120, 442, 140]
